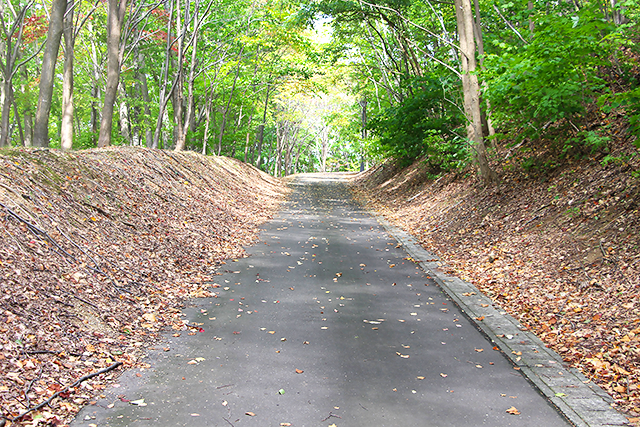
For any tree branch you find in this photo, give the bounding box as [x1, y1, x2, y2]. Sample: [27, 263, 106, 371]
[493, 4, 528, 44]
[6, 362, 123, 423]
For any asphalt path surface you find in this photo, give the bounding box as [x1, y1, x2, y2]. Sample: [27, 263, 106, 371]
[73, 173, 569, 426]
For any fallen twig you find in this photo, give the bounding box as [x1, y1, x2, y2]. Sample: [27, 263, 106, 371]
[23, 369, 42, 407]
[321, 411, 342, 422]
[6, 361, 122, 423]
[0, 201, 78, 263]
[68, 293, 99, 310]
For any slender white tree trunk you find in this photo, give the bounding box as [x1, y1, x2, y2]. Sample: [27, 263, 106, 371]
[60, 5, 74, 150]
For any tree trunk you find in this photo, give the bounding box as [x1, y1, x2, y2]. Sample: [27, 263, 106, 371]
[135, 49, 153, 147]
[243, 114, 252, 162]
[176, 0, 200, 152]
[89, 22, 101, 139]
[320, 125, 328, 172]
[172, 0, 186, 151]
[118, 84, 132, 144]
[275, 121, 284, 177]
[610, 0, 629, 25]
[97, 0, 127, 147]
[359, 97, 367, 172]
[471, 0, 495, 138]
[0, 83, 13, 147]
[33, 0, 67, 147]
[172, 58, 184, 150]
[255, 84, 270, 168]
[60, 4, 74, 150]
[23, 103, 33, 147]
[454, 0, 496, 185]
[217, 47, 244, 155]
[12, 98, 24, 145]
[152, 0, 177, 149]
[293, 140, 303, 173]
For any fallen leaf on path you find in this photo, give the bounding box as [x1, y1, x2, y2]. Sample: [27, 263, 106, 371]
[245, 412, 256, 416]
[280, 423, 292, 426]
[506, 406, 520, 415]
[129, 399, 146, 406]
[417, 376, 425, 380]
[440, 373, 448, 378]
[295, 369, 304, 374]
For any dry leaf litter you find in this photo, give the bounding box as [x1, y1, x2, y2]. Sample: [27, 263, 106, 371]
[0, 147, 287, 425]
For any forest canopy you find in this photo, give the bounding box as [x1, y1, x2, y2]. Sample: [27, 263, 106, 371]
[0, 0, 638, 178]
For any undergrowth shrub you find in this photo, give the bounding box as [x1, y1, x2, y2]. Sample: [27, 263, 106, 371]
[368, 74, 468, 173]
[483, 7, 614, 140]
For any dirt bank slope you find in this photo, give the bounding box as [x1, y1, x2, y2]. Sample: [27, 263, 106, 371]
[0, 147, 287, 425]
[352, 149, 640, 419]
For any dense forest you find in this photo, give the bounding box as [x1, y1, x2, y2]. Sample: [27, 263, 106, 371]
[0, 0, 638, 178]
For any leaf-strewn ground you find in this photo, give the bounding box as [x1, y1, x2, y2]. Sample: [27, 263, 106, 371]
[352, 139, 640, 421]
[0, 147, 287, 426]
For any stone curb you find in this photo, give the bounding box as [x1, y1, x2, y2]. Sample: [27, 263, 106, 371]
[373, 215, 630, 427]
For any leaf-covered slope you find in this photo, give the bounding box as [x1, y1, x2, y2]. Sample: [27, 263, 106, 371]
[0, 147, 287, 425]
[352, 149, 640, 418]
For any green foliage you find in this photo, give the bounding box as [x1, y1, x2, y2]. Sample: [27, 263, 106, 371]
[483, 7, 614, 137]
[601, 87, 640, 145]
[562, 130, 611, 157]
[74, 132, 99, 150]
[368, 75, 468, 172]
[521, 156, 559, 173]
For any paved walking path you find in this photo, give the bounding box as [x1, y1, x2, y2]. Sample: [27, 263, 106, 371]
[73, 174, 625, 427]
